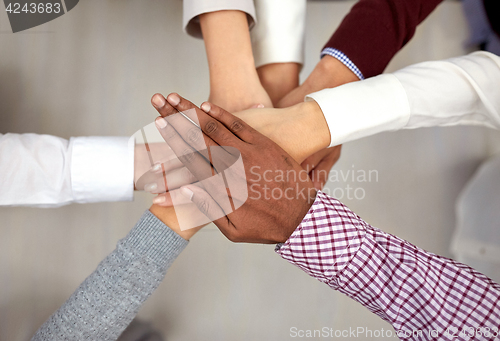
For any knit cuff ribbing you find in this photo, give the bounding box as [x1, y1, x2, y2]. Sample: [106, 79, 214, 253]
[124, 210, 189, 268]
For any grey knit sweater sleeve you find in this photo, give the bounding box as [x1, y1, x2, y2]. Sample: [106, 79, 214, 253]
[32, 210, 189, 341]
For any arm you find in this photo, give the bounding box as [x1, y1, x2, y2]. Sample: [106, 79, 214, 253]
[183, 1, 305, 109]
[276, 56, 358, 189]
[245, 52, 500, 155]
[149, 51, 500, 200]
[323, 0, 443, 79]
[153, 98, 500, 336]
[276, 0, 442, 187]
[308, 52, 500, 147]
[198, 9, 272, 111]
[276, 191, 500, 338]
[31, 206, 199, 341]
[0, 133, 133, 207]
[278, 0, 443, 108]
[276, 0, 442, 188]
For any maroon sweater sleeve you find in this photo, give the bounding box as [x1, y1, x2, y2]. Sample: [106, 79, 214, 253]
[324, 0, 443, 78]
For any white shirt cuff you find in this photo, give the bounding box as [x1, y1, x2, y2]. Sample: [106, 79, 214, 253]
[183, 0, 256, 39]
[251, 0, 306, 68]
[305, 74, 411, 147]
[71, 136, 134, 203]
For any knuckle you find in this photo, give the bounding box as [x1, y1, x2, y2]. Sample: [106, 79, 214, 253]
[187, 128, 203, 144]
[179, 149, 196, 164]
[230, 120, 244, 132]
[213, 108, 223, 118]
[198, 199, 210, 215]
[205, 120, 218, 135]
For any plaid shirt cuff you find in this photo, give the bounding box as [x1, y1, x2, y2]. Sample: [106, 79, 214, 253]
[276, 191, 500, 338]
[321, 48, 364, 80]
[275, 191, 367, 286]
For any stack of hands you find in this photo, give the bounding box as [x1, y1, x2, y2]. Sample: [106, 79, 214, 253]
[143, 92, 318, 243]
[28, 3, 500, 338]
[197, 9, 358, 190]
[218, 54, 358, 190]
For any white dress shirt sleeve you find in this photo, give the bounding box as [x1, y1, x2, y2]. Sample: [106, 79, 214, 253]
[251, 0, 306, 68]
[183, 0, 256, 39]
[0, 134, 134, 207]
[306, 51, 500, 147]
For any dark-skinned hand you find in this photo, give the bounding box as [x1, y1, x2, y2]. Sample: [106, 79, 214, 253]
[151, 93, 317, 244]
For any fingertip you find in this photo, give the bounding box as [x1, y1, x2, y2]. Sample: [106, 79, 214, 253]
[201, 102, 223, 118]
[200, 102, 211, 113]
[153, 195, 166, 204]
[155, 117, 167, 129]
[167, 93, 180, 106]
[151, 162, 162, 173]
[152, 94, 166, 108]
[180, 186, 194, 201]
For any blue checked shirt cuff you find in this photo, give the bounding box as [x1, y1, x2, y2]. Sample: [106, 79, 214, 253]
[321, 48, 364, 80]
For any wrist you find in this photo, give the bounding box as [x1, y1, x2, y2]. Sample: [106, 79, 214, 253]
[149, 205, 202, 240]
[125, 210, 189, 268]
[257, 63, 300, 106]
[305, 55, 359, 91]
[294, 101, 331, 155]
[272, 101, 330, 163]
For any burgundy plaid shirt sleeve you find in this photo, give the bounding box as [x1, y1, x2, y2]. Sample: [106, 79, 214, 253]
[276, 191, 500, 340]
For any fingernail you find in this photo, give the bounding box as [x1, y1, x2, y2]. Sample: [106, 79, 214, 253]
[257, 103, 265, 108]
[155, 117, 167, 129]
[152, 95, 165, 108]
[180, 187, 194, 200]
[153, 196, 166, 204]
[167, 93, 180, 106]
[201, 102, 211, 113]
[144, 183, 158, 192]
[151, 163, 162, 173]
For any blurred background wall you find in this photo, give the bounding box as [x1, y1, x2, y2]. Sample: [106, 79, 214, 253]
[0, 0, 499, 340]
